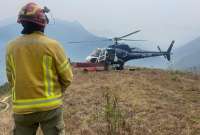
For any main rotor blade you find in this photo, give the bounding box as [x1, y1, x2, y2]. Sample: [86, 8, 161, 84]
[67, 39, 112, 44]
[122, 39, 147, 41]
[118, 30, 141, 39]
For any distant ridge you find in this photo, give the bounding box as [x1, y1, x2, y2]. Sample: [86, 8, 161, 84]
[0, 18, 111, 84]
[0, 18, 111, 61]
[173, 36, 200, 70]
[0, 17, 16, 27]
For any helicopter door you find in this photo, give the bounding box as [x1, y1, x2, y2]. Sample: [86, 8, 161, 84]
[97, 49, 107, 62]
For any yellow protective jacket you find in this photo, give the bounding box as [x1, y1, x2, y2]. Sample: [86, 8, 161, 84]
[6, 31, 73, 114]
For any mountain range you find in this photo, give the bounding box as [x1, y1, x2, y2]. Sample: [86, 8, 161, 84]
[0, 19, 111, 61]
[172, 37, 200, 71]
[0, 18, 200, 84]
[0, 19, 112, 84]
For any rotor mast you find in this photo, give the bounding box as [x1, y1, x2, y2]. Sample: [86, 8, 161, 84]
[113, 38, 118, 45]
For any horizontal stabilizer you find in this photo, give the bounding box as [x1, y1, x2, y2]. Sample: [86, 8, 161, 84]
[157, 46, 167, 59]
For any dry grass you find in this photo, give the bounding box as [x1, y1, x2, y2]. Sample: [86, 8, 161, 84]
[0, 68, 200, 135]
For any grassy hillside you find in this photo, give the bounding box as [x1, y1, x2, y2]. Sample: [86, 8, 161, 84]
[0, 68, 200, 135]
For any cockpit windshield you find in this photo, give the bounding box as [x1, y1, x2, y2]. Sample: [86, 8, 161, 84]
[90, 48, 101, 57]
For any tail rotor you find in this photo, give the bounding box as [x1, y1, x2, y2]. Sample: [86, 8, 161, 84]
[166, 40, 175, 61]
[157, 40, 175, 61]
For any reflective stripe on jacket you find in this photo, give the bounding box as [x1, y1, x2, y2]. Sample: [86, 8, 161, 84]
[6, 32, 73, 114]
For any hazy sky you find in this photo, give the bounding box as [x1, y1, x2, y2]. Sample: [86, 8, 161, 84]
[0, 0, 200, 48]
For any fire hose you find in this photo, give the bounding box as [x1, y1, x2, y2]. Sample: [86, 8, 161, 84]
[0, 95, 11, 113]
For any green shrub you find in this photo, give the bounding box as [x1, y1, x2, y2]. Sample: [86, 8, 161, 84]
[103, 92, 124, 135]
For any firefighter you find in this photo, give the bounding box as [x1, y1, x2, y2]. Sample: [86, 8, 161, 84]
[5, 2, 73, 135]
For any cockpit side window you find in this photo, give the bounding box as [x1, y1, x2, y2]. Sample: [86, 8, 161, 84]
[91, 49, 101, 57]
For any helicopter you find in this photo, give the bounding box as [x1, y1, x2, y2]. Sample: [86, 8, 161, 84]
[69, 30, 175, 70]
